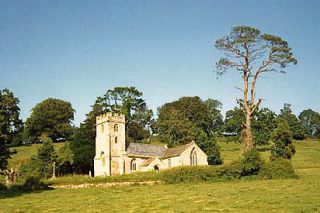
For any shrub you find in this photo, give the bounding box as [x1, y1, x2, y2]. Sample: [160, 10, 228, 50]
[205, 137, 223, 165]
[0, 182, 7, 191]
[22, 176, 49, 191]
[215, 161, 242, 180]
[271, 119, 295, 160]
[240, 149, 264, 176]
[259, 159, 298, 179]
[160, 166, 216, 184]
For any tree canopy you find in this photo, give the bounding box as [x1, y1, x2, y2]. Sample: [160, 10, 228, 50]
[298, 109, 320, 138]
[278, 103, 305, 140]
[95, 86, 153, 142]
[25, 98, 75, 141]
[215, 26, 297, 151]
[0, 89, 23, 171]
[156, 96, 223, 165]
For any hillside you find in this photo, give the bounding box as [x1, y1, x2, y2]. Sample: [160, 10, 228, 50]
[1, 140, 320, 212]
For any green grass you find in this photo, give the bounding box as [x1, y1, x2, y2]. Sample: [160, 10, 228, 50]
[1, 140, 320, 212]
[8, 142, 66, 169]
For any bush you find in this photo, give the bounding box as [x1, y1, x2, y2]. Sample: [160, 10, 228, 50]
[240, 149, 264, 176]
[22, 176, 48, 191]
[205, 138, 223, 165]
[160, 166, 216, 184]
[259, 159, 298, 179]
[215, 161, 242, 180]
[271, 120, 295, 160]
[0, 182, 7, 191]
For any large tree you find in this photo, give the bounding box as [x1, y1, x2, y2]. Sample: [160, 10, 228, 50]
[278, 103, 305, 140]
[95, 86, 153, 142]
[25, 98, 75, 141]
[0, 89, 23, 171]
[215, 26, 297, 151]
[298, 109, 320, 138]
[156, 96, 223, 165]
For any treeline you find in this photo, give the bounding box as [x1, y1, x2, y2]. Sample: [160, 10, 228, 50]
[0, 87, 320, 177]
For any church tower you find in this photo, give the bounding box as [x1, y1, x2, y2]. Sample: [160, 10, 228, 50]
[94, 112, 126, 176]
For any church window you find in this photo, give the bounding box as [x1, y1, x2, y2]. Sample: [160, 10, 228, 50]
[115, 136, 118, 143]
[114, 124, 119, 132]
[130, 159, 136, 171]
[168, 159, 171, 168]
[190, 148, 197, 166]
[100, 151, 105, 167]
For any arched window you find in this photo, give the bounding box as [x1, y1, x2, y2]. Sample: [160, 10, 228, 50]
[101, 124, 104, 133]
[114, 124, 119, 132]
[130, 159, 136, 171]
[190, 148, 197, 166]
[114, 136, 118, 143]
[168, 159, 171, 168]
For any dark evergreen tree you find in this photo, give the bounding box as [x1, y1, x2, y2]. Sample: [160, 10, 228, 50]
[270, 119, 295, 160]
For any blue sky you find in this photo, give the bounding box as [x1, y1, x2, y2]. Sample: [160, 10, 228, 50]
[1, 0, 319, 125]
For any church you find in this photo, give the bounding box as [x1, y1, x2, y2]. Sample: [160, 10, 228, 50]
[94, 113, 208, 176]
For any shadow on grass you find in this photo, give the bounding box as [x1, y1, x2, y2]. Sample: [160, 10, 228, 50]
[0, 187, 53, 199]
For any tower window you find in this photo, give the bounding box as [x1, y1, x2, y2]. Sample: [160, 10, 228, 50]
[114, 124, 119, 132]
[101, 124, 104, 133]
[115, 136, 118, 143]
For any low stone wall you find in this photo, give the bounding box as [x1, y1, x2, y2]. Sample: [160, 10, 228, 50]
[51, 181, 163, 189]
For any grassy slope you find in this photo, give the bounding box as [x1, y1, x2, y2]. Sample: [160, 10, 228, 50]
[8, 143, 66, 169]
[1, 140, 320, 212]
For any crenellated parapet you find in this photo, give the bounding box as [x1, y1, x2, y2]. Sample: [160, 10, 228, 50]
[96, 112, 125, 125]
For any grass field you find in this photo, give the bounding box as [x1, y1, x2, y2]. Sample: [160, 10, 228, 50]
[1, 140, 320, 212]
[8, 142, 65, 169]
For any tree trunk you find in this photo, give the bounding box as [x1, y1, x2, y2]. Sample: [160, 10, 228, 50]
[243, 113, 253, 151]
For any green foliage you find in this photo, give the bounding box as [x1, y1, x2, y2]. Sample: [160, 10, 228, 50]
[160, 166, 215, 184]
[0, 181, 7, 191]
[203, 137, 223, 165]
[215, 26, 297, 76]
[298, 109, 320, 138]
[271, 119, 296, 160]
[20, 138, 57, 179]
[223, 106, 277, 145]
[259, 159, 298, 179]
[0, 89, 23, 171]
[57, 142, 74, 175]
[252, 108, 277, 145]
[223, 107, 244, 139]
[25, 98, 75, 141]
[95, 86, 153, 142]
[278, 103, 306, 140]
[240, 149, 264, 176]
[204, 99, 224, 134]
[70, 121, 95, 174]
[156, 96, 223, 163]
[20, 176, 48, 191]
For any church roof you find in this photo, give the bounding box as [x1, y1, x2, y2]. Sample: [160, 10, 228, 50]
[141, 157, 157, 167]
[126, 143, 167, 157]
[162, 142, 193, 158]
[126, 141, 195, 159]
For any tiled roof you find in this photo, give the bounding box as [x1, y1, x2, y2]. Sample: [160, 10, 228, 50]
[126, 143, 167, 157]
[141, 157, 157, 167]
[126, 141, 194, 159]
[162, 142, 193, 158]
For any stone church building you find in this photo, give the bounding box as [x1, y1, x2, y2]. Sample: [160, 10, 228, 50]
[94, 113, 208, 177]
